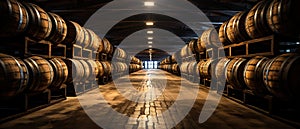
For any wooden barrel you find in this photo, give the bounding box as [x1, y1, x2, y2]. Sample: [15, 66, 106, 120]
[226, 57, 247, 89]
[63, 59, 84, 83]
[95, 61, 104, 77]
[243, 56, 269, 94]
[102, 38, 113, 54]
[215, 58, 231, 81]
[81, 28, 91, 48]
[86, 29, 101, 51]
[226, 11, 250, 44]
[47, 12, 67, 45]
[200, 59, 215, 79]
[188, 39, 203, 54]
[23, 3, 52, 40]
[267, 0, 300, 39]
[197, 60, 206, 78]
[0, 53, 29, 98]
[263, 53, 300, 100]
[180, 45, 193, 58]
[85, 60, 99, 81]
[200, 28, 222, 48]
[180, 62, 190, 75]
[114, 48, 127, 59]
[48, 58, 68, 89]
[78, 60, 90, 82]
[24, 56, 54, 92]
[218, 20, 231, 46]
[245, 0, 272, 39]
[187, 61, 198, 76]
[101, 61, 112, 76]
[61, 21, 84, 46]
[0, 0, 29, 37]
[171, 64, 179, 74]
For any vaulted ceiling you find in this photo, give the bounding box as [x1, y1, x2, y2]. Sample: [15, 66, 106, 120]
[24, 0, 259, 61]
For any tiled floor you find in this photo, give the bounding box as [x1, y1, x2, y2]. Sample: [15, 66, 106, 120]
[0, 69, 295, 129]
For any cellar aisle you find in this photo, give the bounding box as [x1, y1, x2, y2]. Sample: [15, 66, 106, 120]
[0, 70, 295, 129]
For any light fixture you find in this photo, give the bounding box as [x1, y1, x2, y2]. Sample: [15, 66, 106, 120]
[146, 22, 154, 26]
[144, 1, 155, 6]
[149, 49, 152, 51]
[148, 41, 153, 44]
[147, 31, 154, 34]
[148, 37, 153, 40]
[149, 45, 152, 48]
[297, 42, 300, 45]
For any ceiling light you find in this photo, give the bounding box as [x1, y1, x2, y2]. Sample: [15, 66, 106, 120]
[149, 45, 152, 48]
[149, 49, 152, 51]
[148, 37, 153, 40]
[146, 22, 154, 26]
[147, 31, 153, 34]
[144, 2, 155, 6]
[148, 41, 153, 44]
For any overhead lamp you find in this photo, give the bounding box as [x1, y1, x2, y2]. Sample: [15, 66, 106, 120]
[149, 49, 152, 51]
[148, 37, 153, 40]
[147, 31, 154, 34]
[149, 45, 152, 48]
[144, 1, 155, 6]
[146, 22, 154, 26]
[148, 41, 153, 44]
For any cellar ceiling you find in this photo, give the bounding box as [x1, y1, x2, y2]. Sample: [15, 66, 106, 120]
[23, 0, 258, 61]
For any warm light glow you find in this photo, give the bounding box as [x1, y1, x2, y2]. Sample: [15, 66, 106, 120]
[149, 49, 152, 51]
[146, 22, 154, 26]
[149, 45, 152, 48]
[147, 31, 154, 34]
[148, 37, 153, 40]
[148, 41, 153, 44]
[144, 2, 155, 6]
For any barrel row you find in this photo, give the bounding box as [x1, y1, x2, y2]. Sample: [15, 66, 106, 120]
[160, 53, 300, 101]
[0, 53, 114, 98]
[0, 0, 114, 54]
[219, 0, 300, 46]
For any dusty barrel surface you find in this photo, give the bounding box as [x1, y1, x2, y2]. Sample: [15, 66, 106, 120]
[245, 0, 272, 39]
[23, 3, 52, 40]
[0, 53, 29, 98]
[243, 56, 269, 94]
[24, 56, 54, 92]
[95, 61, 104, 77]
[226, 57, 248, 89]
[47, 12, 67, 45]
[49, 58, 68, 89]
[0, 0, 29, 37]
[263, 53, 300, 100]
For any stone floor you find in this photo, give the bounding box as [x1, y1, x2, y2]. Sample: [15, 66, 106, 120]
[0, 69, 296, 129]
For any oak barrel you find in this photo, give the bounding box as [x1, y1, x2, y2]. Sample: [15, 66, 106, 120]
[197, 60, 206, 78]
[243, 56, 269, 94]
[63, 59, 84, 83]
[61, 21, 84, 46]
[218, 20, 231, 46]
[215, 58, 231, 81]
[200, 28, 222, 48]
[86, 60, 99, 81]
[23, 3, 52, 40]
[263, 53, 300, 100]
[245, 0, 272, 39]
[24, 56, 54, 92]
[0, 53, 29, 98]
[267, 0, 300, 39]
[86, 29, 101, 51]
[102, 38, 113, 54]
[101, 61, 112, 76]
[95, 61, 104, 77]
[226, 57, 247, 89]
[47, 12, 67, 45]
[0, 0, 29, 37]
[49, 58, 68, 89]
[226, 11, 250, 43]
